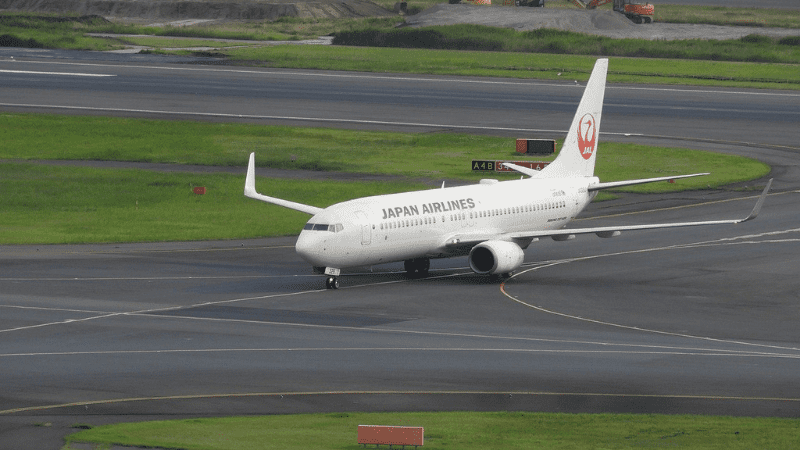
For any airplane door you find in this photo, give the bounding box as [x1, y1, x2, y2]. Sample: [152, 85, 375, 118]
[355, 211, 371, 246]
[461, 210, 476, 228]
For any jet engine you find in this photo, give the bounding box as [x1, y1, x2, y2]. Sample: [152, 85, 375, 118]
[468, 240, 525, 275]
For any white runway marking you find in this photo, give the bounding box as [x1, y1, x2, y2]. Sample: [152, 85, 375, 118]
[501, 227, 800, 354]
[0, 101, 568, 134]
[5, 60, 800, 97]
[3, 260, 800, 362]
[1, 102, 793, 151]
[3, 347, 799, 359]
[0, 288, 324, 334]
[2, 201, 798, 363]
[0, 274, 313, 282]
[0, 69, 114, 77]
[4, 389, 799, 416]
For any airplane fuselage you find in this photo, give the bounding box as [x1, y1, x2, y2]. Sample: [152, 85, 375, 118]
[295, 176, 598, 270]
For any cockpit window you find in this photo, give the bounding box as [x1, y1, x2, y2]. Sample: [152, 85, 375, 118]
[303, 223, 344, 233]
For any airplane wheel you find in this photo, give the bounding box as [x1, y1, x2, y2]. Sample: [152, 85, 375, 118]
[326, 276, 339, 289]
[418, 258, 430, 276]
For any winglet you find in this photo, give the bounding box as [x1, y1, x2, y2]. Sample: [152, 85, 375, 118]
[244, 153, 323, 216]
[244, 152, 259, 197]
[740, 178, 772, 223]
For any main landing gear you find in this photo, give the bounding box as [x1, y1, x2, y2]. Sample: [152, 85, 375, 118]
[404, 257, 430, 278]
[321, 258, 430, 289]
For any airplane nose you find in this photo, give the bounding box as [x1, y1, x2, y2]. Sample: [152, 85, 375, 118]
[295, 232, 322, 266]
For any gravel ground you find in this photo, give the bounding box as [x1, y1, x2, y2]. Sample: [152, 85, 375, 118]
[407, 4, 800, 40]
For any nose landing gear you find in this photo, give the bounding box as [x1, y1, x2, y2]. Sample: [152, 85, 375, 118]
[322, 267, 341, 289]
[325, 276, 339, 289]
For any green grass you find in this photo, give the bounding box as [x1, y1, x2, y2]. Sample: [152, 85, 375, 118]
[0, 113, 770, 184]
[0, 13, 124, 51]
[0, 12, 400, 47]
[104, 16, 402, 42]
[65, 411, 800, 449]
[0, 114, 770, 244]
[219, 46, 800, 89]
[0, 113, 525, 178]
[0, 163, 426, 244]
[332, 25, 800, 65]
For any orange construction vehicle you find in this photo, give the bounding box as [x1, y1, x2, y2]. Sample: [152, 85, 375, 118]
[569, 0, 654, 24]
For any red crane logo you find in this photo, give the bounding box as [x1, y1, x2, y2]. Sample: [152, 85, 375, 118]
[577, 114, 596, 160]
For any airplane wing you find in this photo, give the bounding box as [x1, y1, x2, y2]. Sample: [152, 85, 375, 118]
[244, 152, 323, 215]
[501, 162, 709, 189]
[444, 179, 771, 247]
[588, 173, 710, 191]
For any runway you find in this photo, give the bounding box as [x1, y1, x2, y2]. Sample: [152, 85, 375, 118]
[1, 47, 799, 151]
[1, 48, 800, 447]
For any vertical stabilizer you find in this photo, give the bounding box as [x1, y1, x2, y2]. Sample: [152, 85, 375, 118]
[539, 58, 608, 179]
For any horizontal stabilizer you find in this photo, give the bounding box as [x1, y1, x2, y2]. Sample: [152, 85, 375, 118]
[244, 152, 323, 216]
[501, 162, 542, 178]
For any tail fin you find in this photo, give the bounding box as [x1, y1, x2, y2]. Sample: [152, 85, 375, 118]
[539, 58, 608, 179]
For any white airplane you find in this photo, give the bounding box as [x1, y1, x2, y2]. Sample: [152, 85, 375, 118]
[245, 58, 771, 289]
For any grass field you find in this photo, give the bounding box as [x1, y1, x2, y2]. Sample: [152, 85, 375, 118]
[0, 162, 424, 243]
[218, 43, 800, 89]
[65, 411, 800, 449]
[0, 114, 770, 244]
[331, 26, 800, 64]
[1, 114, 771, 184]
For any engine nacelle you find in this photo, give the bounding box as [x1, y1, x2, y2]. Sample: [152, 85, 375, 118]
[468, 240, 525, 275]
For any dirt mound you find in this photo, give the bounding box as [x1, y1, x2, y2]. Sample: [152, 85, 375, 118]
[407, 5, 633, 33]
[0, 0, 394, 20]
[406, 4, 800, 41]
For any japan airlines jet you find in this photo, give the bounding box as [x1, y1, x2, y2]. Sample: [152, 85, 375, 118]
[245, 58, 771, 289]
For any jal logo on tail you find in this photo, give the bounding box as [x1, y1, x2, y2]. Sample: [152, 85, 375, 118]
[577, 114, 596, 160]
